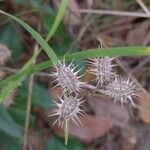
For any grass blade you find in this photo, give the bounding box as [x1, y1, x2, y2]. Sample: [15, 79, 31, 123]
[65, 46, 150, 61]
[1, 46, 150, 88]
[0, 10, 58, 64]
[46, 0, 69, 41]
[0, 0, 69, 102]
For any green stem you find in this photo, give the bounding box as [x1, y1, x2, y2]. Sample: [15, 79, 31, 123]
[65, 120, 69, 145]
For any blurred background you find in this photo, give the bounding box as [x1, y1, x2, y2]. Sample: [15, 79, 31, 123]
[0, 0, 150, 149]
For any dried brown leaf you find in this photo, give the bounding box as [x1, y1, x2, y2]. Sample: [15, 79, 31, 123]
[87, 93, 130, 127]
[126, 21, 150, 45]
[138, 94, 150, 124]
[69, 114, 112, 142]
[53, 114, 112, 143]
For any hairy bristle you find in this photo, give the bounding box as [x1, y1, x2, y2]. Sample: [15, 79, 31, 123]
[49, 95, 85, 127]
[104, 76, 139, 106]
[88, 57, 116, 86]
[51, 61, 84, 93]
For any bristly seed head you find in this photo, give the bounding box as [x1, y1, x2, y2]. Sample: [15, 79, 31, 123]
[49, 95, 85, 127]
[88, 57, 116, 86]
[104, 76, 139, 106]
[51, 60, 84, 93]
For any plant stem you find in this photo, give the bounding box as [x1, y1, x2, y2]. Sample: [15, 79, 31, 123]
[22, 44, 39, 150]
[65, 120, 69, 145]
[75, 9, 150, 18]
[22, 11, 42, 149]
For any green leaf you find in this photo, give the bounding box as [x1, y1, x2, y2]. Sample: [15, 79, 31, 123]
[67, 138, 84, 150]
[44, 137, 68, 150]
[0, 0, 69, 102]
[44, 136, 83, 150]
[13, 80, 53, 109]
[42, 13, 55, 32]
[7, 81, 52, 128]
[32, 82, 53, 108]
[65, 46, 150, 61]
[28, 0, 42, 10]
[0, 46, 150, 90]
[0, 24, 23, 60]
[1, 46, 150, 103]
[14, 0, 28, 5]
[43, 14, 76, 57]
[0, 11, 56, 102]
[0, 10, 58, 63]
[14, 0, 42, 9]
[17, 46, 150, 77]
[46, 0, 69, 41]
[42, 5, 54, 14]
[0, 61, 51, 87]
[52, 27, 75, 57]
[25, 81, 53, 108]
[14, 0, 53, 14]
[8, 107, 35, 127]
[0, 105, 23, 139]
[0, 77, 24, 103]
[0, 130, 21, 150]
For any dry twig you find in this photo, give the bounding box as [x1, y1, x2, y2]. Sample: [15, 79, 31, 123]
[22, 11, 42, 149]
[74, 9, 150, 18]
[136, 0, 150, 15]
[22, 44, 39, 150]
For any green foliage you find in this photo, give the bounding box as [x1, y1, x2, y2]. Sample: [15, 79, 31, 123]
[44, 136, 83, 150]
[0, 0, 69, 102]
[45, 0, 69, 41]
[52, 25, 75, 57]
[8, 107, 34, 127]
[0, 24, 23, 60]
[0, 80, 55, 149]
[0, 9, 58, 102]
[7, 80, 52, 126]
[0, 10, 59, 63]
[0, 130, 21, 150]
[0, 105, 23, 138]
[65, 46, 150, 61]
[14, 0, 42, 10]
[14, 0, 54, 14]
[14, 0, 28, 5]
[43, 14, 75, 56]
[0, 0, 85, 148]
[0, 0, 150, 148]
[0, 107, 22, 149]
[14, 81, 54, 109]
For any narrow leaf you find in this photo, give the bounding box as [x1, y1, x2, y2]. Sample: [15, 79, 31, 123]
[46, 0, 69, 41]
[65, 46, 150, 61]
[0, 10, 59, 64]
[0, 0, 69, 102]
[1, 46, 150, 90]
[0, 105, 23, 139]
